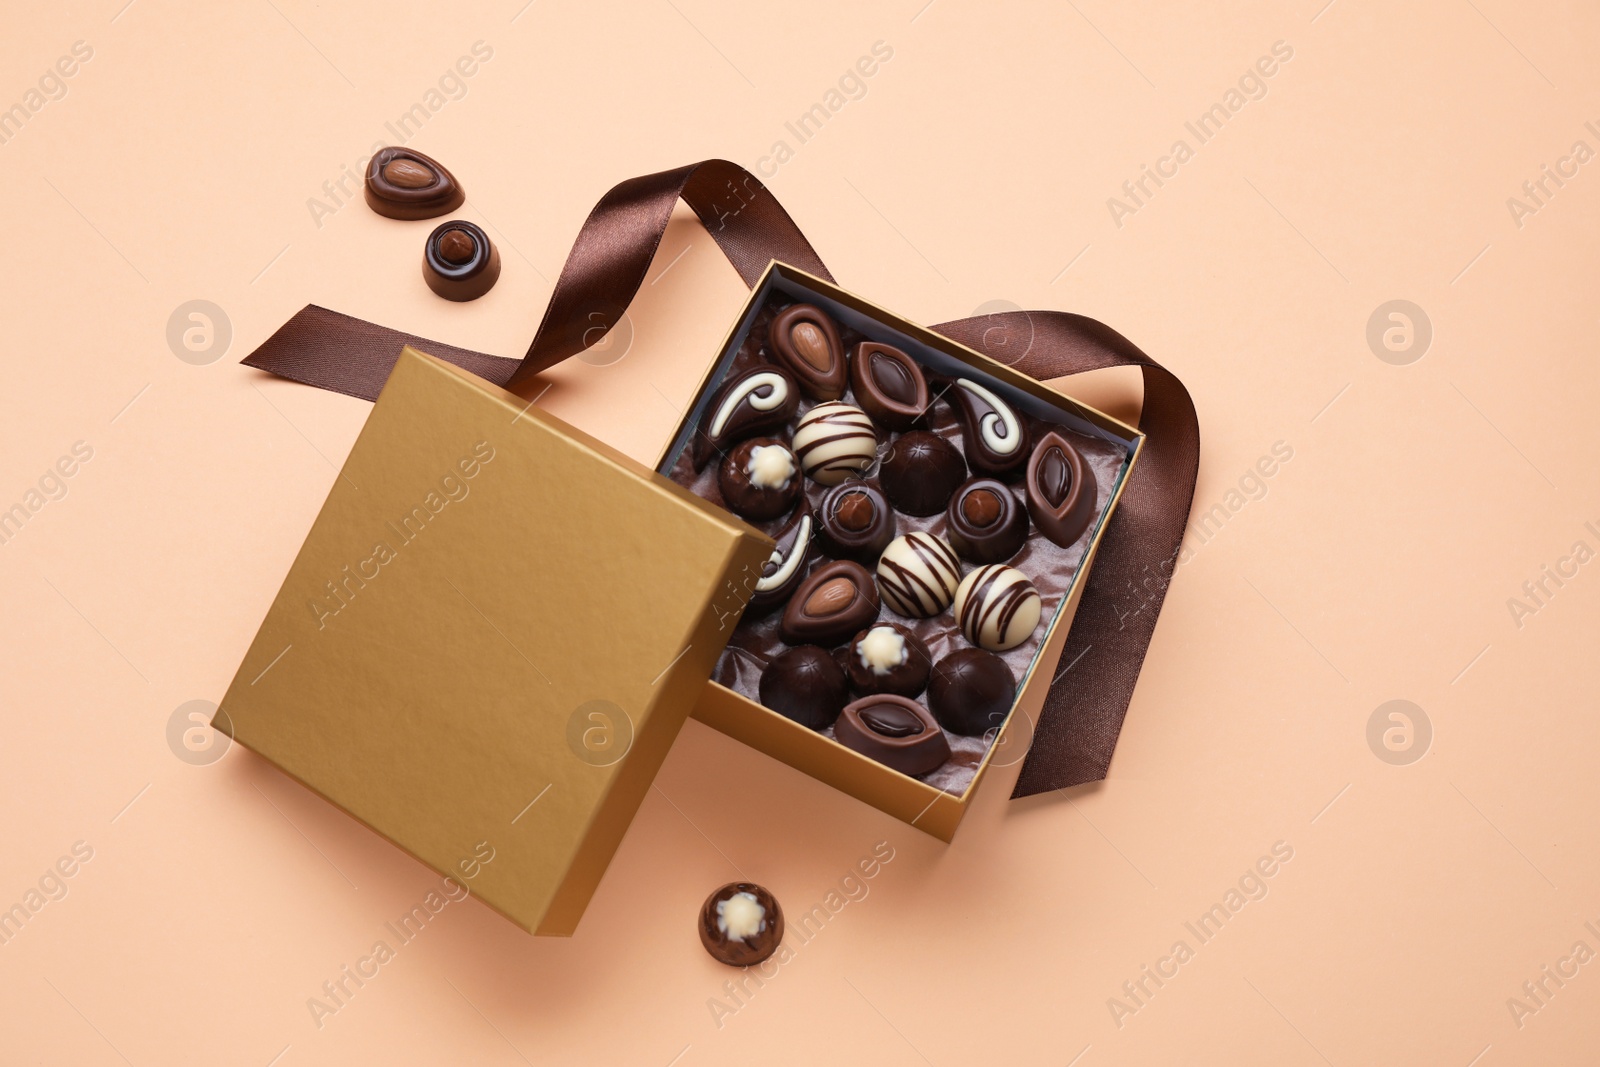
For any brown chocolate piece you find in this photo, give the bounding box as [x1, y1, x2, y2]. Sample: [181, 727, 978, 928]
[699, 882, 784, 967]
[693, 365, 800, 469]
[1025, 430, 1097, 547]
[816, 480, 895, 561]
[849, 342, 929, 430]
[927, 648, 1015, 736]
[878, 431, 966, 516]
[834, 695, 950, 777]
[768, 304, 846, 400]
[759, 645, 848, 729]
[938, 377, 1030, 478]
[780, 560, 879, 646]
[719, 438, 801, 522]
[845, 623, 931, 698]
[364, 147, 465, 220]
[945, 477, 1029, 564]
[749, 501, 817, 612]
[423, 221, 500, 302]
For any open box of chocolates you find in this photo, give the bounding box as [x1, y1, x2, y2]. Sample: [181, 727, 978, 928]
[664, 264, 1144, 839]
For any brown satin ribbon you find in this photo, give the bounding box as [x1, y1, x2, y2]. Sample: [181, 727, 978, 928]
[242, 159, 1198, 797]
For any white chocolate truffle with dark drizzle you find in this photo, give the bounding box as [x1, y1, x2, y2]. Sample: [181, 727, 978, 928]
[953, 564, 1042, 651]
[792, 401, 877, 486]
[875, 532, 961, 619]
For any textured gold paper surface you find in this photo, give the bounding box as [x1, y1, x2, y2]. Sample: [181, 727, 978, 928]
[216, 348, 772, 935]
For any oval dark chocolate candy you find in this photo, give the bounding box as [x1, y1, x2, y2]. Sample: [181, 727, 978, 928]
[365, 147, 465, 220]
[927, 647, 1015, 736]
[718, 438, 801, 522]
[779, 560, 879, 647]
[1024, 430, 1097, 547]
[845, 623, 931, 698]
[699, 882, 785, 967]
[816, 480, 895, 560]
[423, 220, 500, 302]
[768, 304, 846, 400]
[692, 364, 800, 469]
[945, 477, 1029, 564]
[849, 341, 929, 430]
[878, 431, 966, 516]
[941, 377, 1030, 478]
[759, 645, 848, 730]
[834, 695, 950, 777]
[749, 501, 817, 612]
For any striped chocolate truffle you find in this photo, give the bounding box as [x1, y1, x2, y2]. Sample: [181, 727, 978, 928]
[792, 401, 878, 486]
[953, 565, 1042, 652]
[875, 532, 962, 619]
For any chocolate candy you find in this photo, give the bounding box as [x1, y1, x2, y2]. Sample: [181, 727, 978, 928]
[816, 480, 895, 561]
[699, 882, 785, 967]
[1025, 430, 1098, 547]
[928, 648, 1015, 736]
[845, 623, 931, 698]
[423, 221, 500, 302]
[749, 501, 817, 612]
[875, 532, 962, 619]
[945, 478, 1029, 564]
[780, 560, 880, 646]
[792, 401, 877, 486]
[768, 304, 846, 400]
[719, 438, 801, 522]
[849, 342, 929, 430]
[759, 645, 848, 729]
[942, 378, 1030, 478]
[693, 365, 799, 469]
[834, 695, 951, 777]
[364, 147, 465, 220]
[954, 564, 1042, 651]
[878, 431, 965, 516]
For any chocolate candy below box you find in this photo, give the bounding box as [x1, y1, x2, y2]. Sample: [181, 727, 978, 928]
[667, 287, 1128, 798]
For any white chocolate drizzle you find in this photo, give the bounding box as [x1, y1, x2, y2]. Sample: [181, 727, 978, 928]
[956, 379, 1023, 456]
[710, 372, 790, 438]
[756, 515, 812, 593]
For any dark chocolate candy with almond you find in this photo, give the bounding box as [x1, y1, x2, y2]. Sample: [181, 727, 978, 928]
[779, 560, 880, 647]
[364, 147, 465, 220]
[768, 303, 846, 400]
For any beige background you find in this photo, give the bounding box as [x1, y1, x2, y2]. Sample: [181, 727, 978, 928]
[2, 0, 1597, 1063]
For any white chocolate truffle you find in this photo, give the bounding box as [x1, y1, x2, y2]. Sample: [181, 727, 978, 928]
[876, 532, 961, 618]
[954, 565, 1042, 651]
[718, 891, 766, 940]
[792, 401, 877, 485]
[746, 443, 795, 489]
[857, 625, 908, 675]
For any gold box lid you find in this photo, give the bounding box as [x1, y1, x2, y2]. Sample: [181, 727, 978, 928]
[217, 347, 773, 935]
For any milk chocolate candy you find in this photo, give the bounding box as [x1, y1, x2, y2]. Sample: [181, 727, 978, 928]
[768, 304, 846, 400]
[364, 147, 465, 220]
[927, 648, 1015, 736]
[849, 341, 929, 430]
[945, 478, 1029, 564]
[423, 221, 500, 302]
[878, 431, 965, 516]
[941, 377, 1030, 478]
[845, 623, 931, 698]
[699, 882, 784, 967]
[780, 560, 880, 646]
[816, 480, 895, 561]
[693, 365, 799, 469]
[875, 532, 961, 619]
[954, 565, 1042, 652]
[759, 645, 848, 730]
[719, 438, 801, 522]
[834, 695, 951, 777]
[792, 401, 878, 486]
[1025, 430, 1097, 547]
[749, 501, 817, 612]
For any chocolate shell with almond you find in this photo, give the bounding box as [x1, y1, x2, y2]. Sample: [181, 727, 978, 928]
[779, 560, 880, 647]
[1025, 430, 1097, 547]
[939, 377, 1031, 478]
[748, 501, 818, 613]
[945, 477, 1029, 564]
[768, 304, 846, 400]
[692, 364, 799, 469]
[834, 695, 951, 777]
[364, 147, 465, 220]
[816, 480, 895, 561]
[849, 341, 929, 430]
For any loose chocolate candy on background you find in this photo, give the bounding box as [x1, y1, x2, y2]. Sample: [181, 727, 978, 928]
[878, 431, 965, 516]
[942, 378, 1030, 478]
[768, 304, 846, 400]
[849, 341, 929, 430]
[954, 564, 1042, 652]
[749, 501, 817, 612]
[945, 477, 1029, 564]
[422, 221, 501, 302]
[845, 623, 931, 698]
[693, 365, 799, 469]
[834, 695, 951, 777]
[928, 648, 1016, 736]
[759, 645, 849, 730]
[1025, 430, 1098, 547]
[875, 532, 962, 619]
[365, 147, 465, 220]
[699, 882, 785, 967]
[817, 480, 895, 560]
[780, 560, 880, 646]
[719, 438, 801, 522]
[792, 401, 878, 486]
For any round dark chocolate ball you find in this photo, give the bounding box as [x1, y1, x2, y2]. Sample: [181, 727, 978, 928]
[878, 431, 966, 516]
[719, 438, 802, 521]
[699, 882, 784, 967]
[759, 645, 849, 730]
[816, 479, 895, 560]
[845, 623, 931, 698]
[927, 648, 1016, 736]
[945, 477, 1029, 564]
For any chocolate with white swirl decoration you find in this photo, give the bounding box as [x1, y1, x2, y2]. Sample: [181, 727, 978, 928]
[792, 401, 877, 486]
[953, 565, 1042, 651]
[875, 532, 962, 619]
[693, 365, 799, 469]
[944, 378, 1030, 477]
